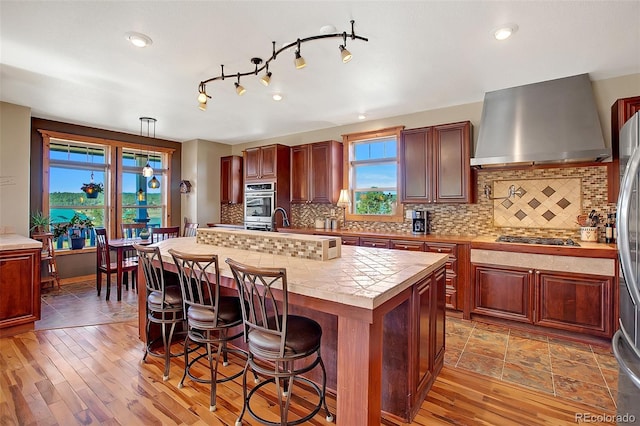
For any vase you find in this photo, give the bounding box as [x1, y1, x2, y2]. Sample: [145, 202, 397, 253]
[70, 237, 85, 250]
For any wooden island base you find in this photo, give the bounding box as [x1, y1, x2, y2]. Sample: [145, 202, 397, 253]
[137, 238, 448, 425]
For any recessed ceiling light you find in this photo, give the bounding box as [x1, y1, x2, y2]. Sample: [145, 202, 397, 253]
[272, 94, 283, 101]
[125, 31, 153, 48]
[358, 114, 367, 120]
[320, 25, 337, 34]
[493, 24, 518, 41]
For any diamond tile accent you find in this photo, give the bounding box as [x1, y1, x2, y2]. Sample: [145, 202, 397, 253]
[542, 186, 556, 197]
[516, 187, 526, 197]
[556, 198, 571, 209]
[542, 210, 556, 221]
[528, 198, 541, 209]
[493, 178, 581, 229]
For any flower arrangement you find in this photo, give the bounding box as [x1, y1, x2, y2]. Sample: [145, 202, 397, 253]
[80, 182, 103, 198]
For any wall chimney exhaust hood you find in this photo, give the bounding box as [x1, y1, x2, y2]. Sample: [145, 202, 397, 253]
[471, 74, 610, 167]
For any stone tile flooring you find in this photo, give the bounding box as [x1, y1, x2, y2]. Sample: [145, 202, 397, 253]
[35, 283, 618, 413]
[36, 280, 138, 330]
[446, 316, 618, 413]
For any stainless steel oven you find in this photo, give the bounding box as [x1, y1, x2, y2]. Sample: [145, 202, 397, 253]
[244, 182, 275, 230]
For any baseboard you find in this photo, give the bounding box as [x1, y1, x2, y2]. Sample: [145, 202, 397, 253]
[60, 274, 95, 285]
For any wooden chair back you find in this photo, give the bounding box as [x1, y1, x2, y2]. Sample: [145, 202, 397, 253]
[94, 228, 110, 269]
[121, 223, 147, 239]
[183, 222, 199, 237]
[150, 226, 180, 243]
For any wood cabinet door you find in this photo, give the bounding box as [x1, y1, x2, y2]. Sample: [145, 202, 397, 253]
[432, 266, 446, 368]
[220, 155, 243, 204]
[400, 127, 432, 203]
[290, 144, 310, 203]
[425, 242, 459, 310]
[0, 249, 40, 328]
[310, 142, 335, 204]
[416, 275, 434, 394]
[432, 121, 472, 203]
[535, 270, 612, 337]
[259, 145, 277, 180]
[609, 96, 640, 202]
[472, 263, 533, 323]
[244, 148, 261, 180]
[220, 156, 232, 203]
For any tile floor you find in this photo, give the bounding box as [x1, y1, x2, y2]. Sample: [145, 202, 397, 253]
[445, 316, 619, 412]
[36, 280, 138, 330]
[35, 283, 619, 413]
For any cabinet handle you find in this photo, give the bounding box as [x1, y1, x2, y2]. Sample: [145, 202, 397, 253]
[535, 270, 540, 275]
[437, 248, 442, 253]
[372, 243, 377, 247]
[528, 270, 533, 274]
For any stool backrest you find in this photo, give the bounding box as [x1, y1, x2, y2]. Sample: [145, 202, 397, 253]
[169, 249, 223, 326]
[134, 244, 166, 294]
[150, 226, 180, 242]
[225, 258, 288, 358]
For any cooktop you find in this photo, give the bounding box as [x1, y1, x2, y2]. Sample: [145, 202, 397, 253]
[496, 235, 580, 246]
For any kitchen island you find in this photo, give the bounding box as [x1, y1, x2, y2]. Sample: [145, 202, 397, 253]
[138, 235, 448, 425]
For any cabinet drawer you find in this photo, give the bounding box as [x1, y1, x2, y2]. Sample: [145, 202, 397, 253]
[425, 243, 457, 257]
[389, 240, 425, 251]
[360, 238, 390, 249]
[341, 236, 360, 246]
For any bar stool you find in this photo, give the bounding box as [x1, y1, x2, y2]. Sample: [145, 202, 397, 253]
[169, 249, 245, 412]
[134, 243, 184, 381]
[225, 258, 333, 426]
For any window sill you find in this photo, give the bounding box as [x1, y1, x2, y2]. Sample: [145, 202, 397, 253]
[55, 247, 96, 256]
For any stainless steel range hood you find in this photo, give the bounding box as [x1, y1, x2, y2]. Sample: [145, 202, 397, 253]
[471, 74, 610, 167]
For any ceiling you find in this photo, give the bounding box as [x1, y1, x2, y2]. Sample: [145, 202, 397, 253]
[1, 1, 639, 145]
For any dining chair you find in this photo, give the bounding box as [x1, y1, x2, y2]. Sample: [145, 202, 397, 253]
[150, 226, 180, 243]
[169, 249, 246, 412]
[182, 219, 199, 237]
[135, 243, 185, 381]
[95, 228, 138, 301]
[225, 258, 333, 426]
[121, 222, 147, 239]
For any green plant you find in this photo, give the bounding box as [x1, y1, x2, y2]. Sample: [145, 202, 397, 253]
[30, 211, 51, 233]
[80, 182, 103, 194]
[51, 222, 70, 239]
[69, 213, 94, 229]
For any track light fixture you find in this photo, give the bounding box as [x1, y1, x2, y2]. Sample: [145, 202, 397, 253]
[196, 20, 367, 104]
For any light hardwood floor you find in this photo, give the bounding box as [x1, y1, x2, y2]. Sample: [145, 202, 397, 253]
[1, 320, 617, 425]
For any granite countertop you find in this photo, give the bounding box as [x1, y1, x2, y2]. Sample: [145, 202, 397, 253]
[0, 234, 42, 251]
[152, 237, 448, 310]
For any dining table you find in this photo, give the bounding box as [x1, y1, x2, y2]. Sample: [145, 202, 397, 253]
[108, 237, 150, 301]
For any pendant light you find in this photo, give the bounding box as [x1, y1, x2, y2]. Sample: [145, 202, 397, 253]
[148, 176, 160, 189]
[140, 117, 156, 177]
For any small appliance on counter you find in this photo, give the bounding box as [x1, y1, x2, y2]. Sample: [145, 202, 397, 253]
[412, 210, 428, 234]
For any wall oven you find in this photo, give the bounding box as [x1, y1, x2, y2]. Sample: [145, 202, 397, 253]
[244, 182, 275, 230]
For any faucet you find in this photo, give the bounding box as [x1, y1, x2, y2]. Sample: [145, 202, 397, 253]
[271, 207, 290, 232]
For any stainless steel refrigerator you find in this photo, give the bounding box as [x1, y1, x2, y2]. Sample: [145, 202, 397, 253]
[614, 110, 640, 422]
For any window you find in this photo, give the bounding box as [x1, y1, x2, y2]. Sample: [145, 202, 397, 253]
[40, 130, 173, 249]
[343, 126, 404, 222]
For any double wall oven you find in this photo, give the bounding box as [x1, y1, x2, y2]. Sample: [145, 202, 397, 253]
[244, 182, 275, 230]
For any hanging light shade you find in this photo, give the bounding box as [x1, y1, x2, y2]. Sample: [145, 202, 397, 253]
[340, 45, 352, 63]
[137, 188, 146, 202]
[294, 50, 306, 69]
[142, 162, 153, 177]
[148, 176, 160, 189]
[260, 71, 272, 86]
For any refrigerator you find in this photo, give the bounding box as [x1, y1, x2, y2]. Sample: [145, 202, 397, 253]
[614, 110, 640, 422]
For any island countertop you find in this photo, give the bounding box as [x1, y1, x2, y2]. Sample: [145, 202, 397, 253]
[152, 236, 448, 310]
[0, 233, 42, 251]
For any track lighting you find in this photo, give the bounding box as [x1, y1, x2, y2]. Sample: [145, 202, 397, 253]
[195, 20, 367, 105]
[235, 73, 246, 95]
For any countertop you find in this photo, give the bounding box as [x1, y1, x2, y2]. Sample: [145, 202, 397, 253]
[0, 234, 42, 251]
[152, 237, 448, 310]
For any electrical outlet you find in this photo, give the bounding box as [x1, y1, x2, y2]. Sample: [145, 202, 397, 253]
[405, 209, 413, 219]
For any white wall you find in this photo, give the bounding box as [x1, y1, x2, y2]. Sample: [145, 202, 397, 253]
[0, 102, 31, 235]
[181, 139, 232, 226]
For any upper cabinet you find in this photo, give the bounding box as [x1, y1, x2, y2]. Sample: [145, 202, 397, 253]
[609, 96, 640, 202]
[243, 144, 290, 183]
[291, 140, 343, 204]
[220, 155, 243, 204]
[400, 121, 474, 204]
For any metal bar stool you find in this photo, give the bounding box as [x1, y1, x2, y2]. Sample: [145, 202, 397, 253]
[169, 249, 246, 412]
[135, 243, 185, 381]
[226, 258, 333, 426]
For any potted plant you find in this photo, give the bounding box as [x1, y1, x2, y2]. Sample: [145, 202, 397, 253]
[52, 222, 70, 249]
[80, 182, 103, 199]
[68, 213, 94, 249]
[30, 211, 51, 234]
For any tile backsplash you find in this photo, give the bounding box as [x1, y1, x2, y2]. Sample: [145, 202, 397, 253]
[220, 165, 615, 240]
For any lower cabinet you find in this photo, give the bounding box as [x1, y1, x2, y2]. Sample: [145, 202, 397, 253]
[340, 235, 360, 246]
[360, 237, 390, 249]
[471, 263, 613, 338]
[0, 247, 41, 336]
